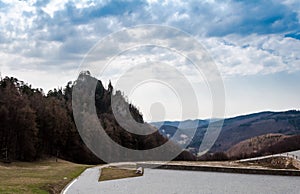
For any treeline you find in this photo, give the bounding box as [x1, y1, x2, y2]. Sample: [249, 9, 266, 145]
[0, 75, 100, 163]
[0, 72, 194, 163]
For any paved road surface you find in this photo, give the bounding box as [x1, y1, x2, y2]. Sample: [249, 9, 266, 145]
[62, 166, 300, 194]
[63, 162, 136, 194]
[62, 150, 300, 194]
[63, 166, 101, 194]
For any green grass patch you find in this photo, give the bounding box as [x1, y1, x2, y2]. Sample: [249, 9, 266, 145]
[0, 159, 91, 194]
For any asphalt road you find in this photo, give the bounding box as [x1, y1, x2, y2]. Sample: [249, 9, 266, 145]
[62, 166, 101, 194]
[62, 150, 300, 194]
[62, 162, 136, 194]
[62, 165, 300, 194]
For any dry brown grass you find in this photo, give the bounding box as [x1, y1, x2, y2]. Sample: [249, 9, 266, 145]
[0, 159, 91, 194]
[239, 156, 300, 170]
[99, 166, 143, 182]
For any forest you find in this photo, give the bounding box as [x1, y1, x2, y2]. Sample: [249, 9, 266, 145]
[0, 72, 194, 164]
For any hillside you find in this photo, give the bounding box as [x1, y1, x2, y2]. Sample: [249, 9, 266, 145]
[226, 133, 300, 159]
[153, 110, 300, 157]
[226, 133, 289, 159]
[212, 111, 300, 152]
[0, 73, 194, 164]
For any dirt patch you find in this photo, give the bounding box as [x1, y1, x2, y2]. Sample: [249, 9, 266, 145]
[99, 166, 143, 182]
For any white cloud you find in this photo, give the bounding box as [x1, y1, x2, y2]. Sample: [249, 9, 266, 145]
[42, 0, 69, 17]
[0, 0, 299, 93]
[201, 34, 300, 77]
[282, 0, 300, 21]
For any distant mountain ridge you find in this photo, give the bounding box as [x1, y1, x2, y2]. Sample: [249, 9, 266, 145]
[150, 110, 300, 157]
[151, 119, 209, 130]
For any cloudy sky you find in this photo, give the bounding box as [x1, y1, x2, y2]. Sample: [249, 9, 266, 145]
[0, 0, 300, 121]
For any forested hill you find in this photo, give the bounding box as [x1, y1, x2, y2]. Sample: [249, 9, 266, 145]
[0, 73, 194, 163]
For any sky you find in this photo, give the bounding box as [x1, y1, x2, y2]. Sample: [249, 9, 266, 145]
[0, 0, 300, 121]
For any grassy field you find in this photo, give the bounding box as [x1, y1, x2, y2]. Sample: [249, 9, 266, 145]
[0, 159, 91, 194]
[99, 166, 143, 182]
